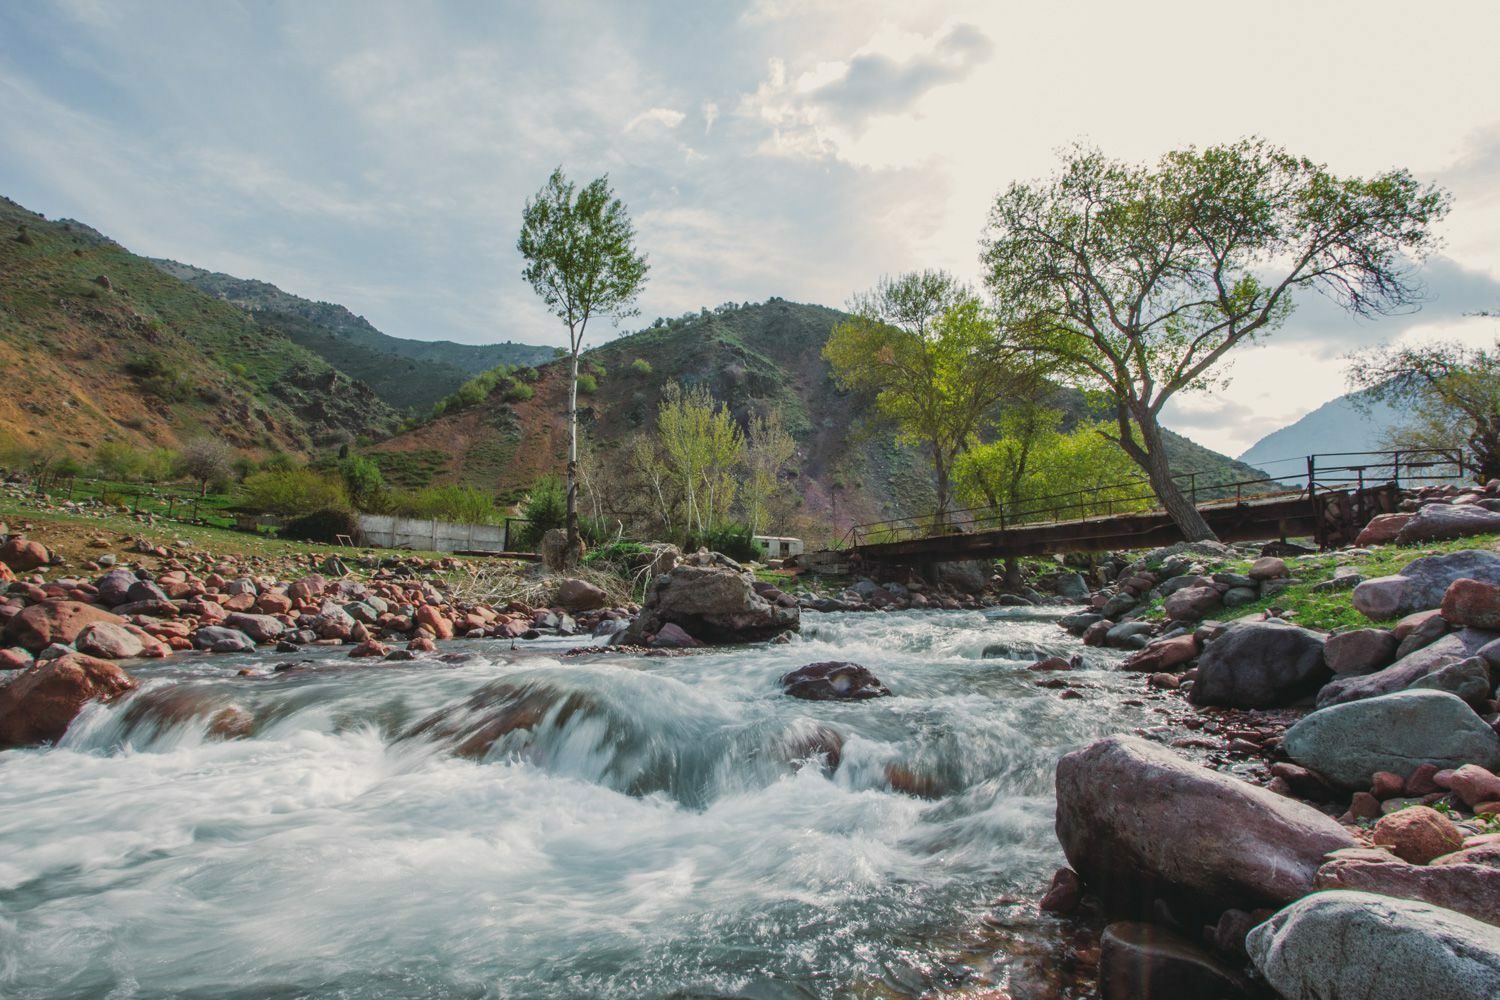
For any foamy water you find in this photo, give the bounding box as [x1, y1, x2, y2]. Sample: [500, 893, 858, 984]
[0, 608, 1142, 998]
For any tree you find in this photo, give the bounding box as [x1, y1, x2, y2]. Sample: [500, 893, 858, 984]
[824, 271, 1042, 522]
[1346, 338, 1500, 482]
[741, 408, 797, 536]
[338, 455, 386, 510]
[980, 139, 1449, 540]
[655, 382, 744, 536]
[180, 438, 235, 496]
[518, 167, 649, 563]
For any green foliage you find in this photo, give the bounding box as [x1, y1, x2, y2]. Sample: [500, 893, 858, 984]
[391, 483, 502, 524]
[516, 474, 567, 546]
[630, 357, 652, 376]
[94, 441, 147, 481]
[504, 382, 535, 402]
[583, 540, 652, 573]
[338, 455, 386, 510]
[240, 468, 350, 517]
[654, 382, 744, 536]
[368, 449, 445, 489]
[576, 372, 598, 394]
[685, 522, 759, 563]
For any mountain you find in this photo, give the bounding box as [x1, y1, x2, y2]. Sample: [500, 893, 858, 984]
[1237, 388, 1404, 479]
[371, 299, 1269, 533]
[151, 260, 554, 413]
[0, 196, 400, 457]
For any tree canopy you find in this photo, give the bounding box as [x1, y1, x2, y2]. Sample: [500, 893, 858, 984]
[981, 139, 1450, 540]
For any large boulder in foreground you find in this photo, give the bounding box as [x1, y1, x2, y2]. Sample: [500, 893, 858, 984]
[1055, 735, 1356, 918]
[1316, 629, 1498, 707]
[1355, 550, 1500, 621]
[1282, 689, 1500, 789]
[3, 599, 127, 653]
[0, 653, 137, 747]
[621, 551, 799, 645]
[1316, 853, 1500, 927]
[1395, 502, 1500, 544]
[1247, 890, 1500, 1000]
[1187, 620, 1329, 708]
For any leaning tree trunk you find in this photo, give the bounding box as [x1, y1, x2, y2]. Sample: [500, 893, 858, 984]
[564, 350, 581, 564]
[1123, 407, 1218, 543]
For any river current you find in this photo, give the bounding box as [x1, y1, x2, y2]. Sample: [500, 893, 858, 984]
[0, 608, 1148, 999]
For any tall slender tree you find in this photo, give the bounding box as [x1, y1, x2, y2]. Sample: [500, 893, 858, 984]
[981, 140, 1449, 540]
[518, 167, 649, 562]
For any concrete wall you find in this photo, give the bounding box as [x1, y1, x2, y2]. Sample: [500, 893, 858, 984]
[358, 514, 508, 554]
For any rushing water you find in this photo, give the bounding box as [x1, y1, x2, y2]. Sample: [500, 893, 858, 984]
[0, 608, 1150, 999]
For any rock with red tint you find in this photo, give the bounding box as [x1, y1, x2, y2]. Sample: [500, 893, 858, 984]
[348, 639, 389, 658]
[3, 600, 126, 653]
[255, 592, 293, 615]
[1442, 764, 1500, 809]
[415, 604, 454, 640]
[1316, 855, 1500, 926]
[781, 661, 890, 700]
[1119, 634, 1198, 672]
[884, 763, 943, 798]
[1354, 512, 1412, 546]
[1029, 656, 1073, 672]
[1039, 867, 1084, 915]
[0, 537, 51, 572]
[222, 612, 284, 644]
[1371, 771, 1406, 800]
[1372, 806, 1465, 864]
[1163, 585, 1222, 622]
[1440, 578, 1500, 630]
[1249, 557, 1288, 581]
[1344, 792, 1383, 822]
[0, 646, 33, 669]
[288, 574, 327, 604]
[0, 652, 137, 747]
[648, 622, 700, 648]
[555, 578, 608, 613]
[1082, 619, 1114, 647]
[406, 635, 437, 652]
[1054, 735, 1356, 918]
[1396, 503, 1500, 544]
[1406, 763, 1443, 796]
[74, 622, 145, 659]
[1324, 628, 1398, 675]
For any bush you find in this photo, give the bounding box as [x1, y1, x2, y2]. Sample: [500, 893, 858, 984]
[391, 484, 502, 524]
[95, 441, 146, 481]
[583, 540, 651, 575]
[515, 474, 566, 547]
[504, 382, 535, 403]
[280, 508, 364, 545]
[685, 523, 759, 563]
[576, 373, 598, 394]
[240, 469, 350, 517]
[338, 455, 385, 510]
[630, 358, 652, 376]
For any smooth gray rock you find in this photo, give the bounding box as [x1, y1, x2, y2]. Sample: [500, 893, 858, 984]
[1403, 550, 1500, 613]
[1247, 890, 1500, 1000]
[1101, 592, 1139, 619]
[1221, 586, 1259, 608]
[1318, 629, 1500, 707]
[1395, 503, 1500, 544]
[1410, 656, 1495, 708]
[1188, 620, 1328, 708]
[1283, 689, 1500, 788]
[222, 612, 285, 644]
[1054, 572, 1090, 599]
[191, 626, 257, 654]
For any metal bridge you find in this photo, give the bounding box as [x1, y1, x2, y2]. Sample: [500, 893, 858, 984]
[829, 450, 1463, 567]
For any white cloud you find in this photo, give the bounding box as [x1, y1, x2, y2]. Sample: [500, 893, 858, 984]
[624, 106, 686, 133]
[702, 101, 719, 134]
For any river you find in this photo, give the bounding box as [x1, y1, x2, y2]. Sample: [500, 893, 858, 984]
[0, 607, 1153, 999]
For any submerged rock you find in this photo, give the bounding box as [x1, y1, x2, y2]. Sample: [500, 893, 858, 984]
[1098, 921, 1255, 1000]
[780, 662, 890, 701]
[1247, 890, 1500, 999]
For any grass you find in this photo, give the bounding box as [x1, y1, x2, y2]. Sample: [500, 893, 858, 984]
[1133, 532, 1500, 632]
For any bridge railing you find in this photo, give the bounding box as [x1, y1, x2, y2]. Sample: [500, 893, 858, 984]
[834, 448, 1465, 550]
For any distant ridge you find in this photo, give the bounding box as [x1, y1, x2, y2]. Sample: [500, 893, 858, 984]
[1236, 388, 1404, 475]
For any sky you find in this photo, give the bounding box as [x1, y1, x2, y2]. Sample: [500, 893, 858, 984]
[3, 0, 1500, 459]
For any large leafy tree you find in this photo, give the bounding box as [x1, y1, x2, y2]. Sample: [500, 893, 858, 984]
[824, 270, 1043, 523]
[518, 167, 649, 561]
[981, 140, 1449, 541]
[1347, 338, 1500, 482]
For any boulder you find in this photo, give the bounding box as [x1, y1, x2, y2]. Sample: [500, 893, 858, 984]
[1316, 856, 1500, 927]
[414, 604, 453, 641]
[1188, 620, 1329, 708]
[1356, 512, 1413, 546]
[621, 555, 799, 645]
[933, 559, 988, 595]
[1324, 628, 1399, 675]
[1098, 922, 1255, 1000]
[1392, 550, 1500, 618]
[1440, 764, 1500, 809]
[1118, 634, 1198, 673]
[0, 652, 137, 747]
[94, 568, 139, 606]
[1282, 690, 1500, 789]
[1352, 575, 1411, 620]
[191, 626, 257, 654]
[1054, 735, 1356, 918]
[1396, 503, 1500, 544]
[1101, 591, 1140, 620]
[555, 578, 608, 613]
[0, 537, 50, 572]
[1373, 806, 1466, 864]
[780, 662, 890, 701]
[647, 622, 702, 648]
[3, 600, 127, 653]
[1441, 578, 1500, 630]
[222, 612, 285, 644]
[74, 622, 144, 660]
[1054, 573, 1090, 600]
[1038, 868, 1083, 914]
[1247, 890, 1500, 999]
[1248, 556, 1288, 581]
[1162, 585, 1220, 621]
[1409, 656, 1494, 708]
[1317, 629, 1498, 707]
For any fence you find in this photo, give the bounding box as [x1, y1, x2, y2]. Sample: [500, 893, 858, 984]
[357, 514, 514, 554]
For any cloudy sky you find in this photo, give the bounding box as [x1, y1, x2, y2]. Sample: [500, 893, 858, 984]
[3, 0, 1500, 458]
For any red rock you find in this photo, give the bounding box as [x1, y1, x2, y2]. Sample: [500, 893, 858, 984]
[1372, 806, 1465, 864]
[3, 599, 127, 653]
[75, 622, 145, 659]
[1316, 855, 1500, 927]
[1029, 656, 1073, 672]
[348, 639, 389, 658]
[1164, 585, 1222, 621]
[0, 652, 137, 746]
[1393, 609, 1444, 640]
[1355, 512, 1413, 546]
[1371, 771, 1406, 799]
[1149, 672, 1181, 690]
[0, 562, 12, 583]
[254, 592, 292, 615]
[1406, 763, 1443, 796]
[1120, 634, 1199, 672]
[415, 604, 454, 640]
[0, 537, 51, 572]
[1249, 557, 1288, 581]
[1345, 792, 1383, 821]
[1444, 764, 1500, 809]
[1082, 619, 1113, 646]
[1039, 867, 1083, 914]
[556, 578, 608, 613]
[1439, 578, 1500, 630]
[1324, 628, 1398, 675]
[0, 645, 34, 669]
[406, 636, 437, 652]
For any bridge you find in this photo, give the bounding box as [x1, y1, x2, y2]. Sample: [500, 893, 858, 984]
[821, 450, 1462, 569]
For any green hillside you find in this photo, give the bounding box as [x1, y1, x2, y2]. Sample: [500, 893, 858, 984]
[152, 259, 554, 412]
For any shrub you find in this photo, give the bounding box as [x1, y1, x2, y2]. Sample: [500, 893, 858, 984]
[504, 382, 535, 403]
[515, 474, 567, 547]
[576, 373, 598, 394]
[240, 469, 350, 517]
[338, 455, 386, 510]
[280, 508, 363, 545]
[630, 358, 652, 376]
[392, 484, 502, 524]
[95, 441, 146, 481]
[685, 522, 759, 563]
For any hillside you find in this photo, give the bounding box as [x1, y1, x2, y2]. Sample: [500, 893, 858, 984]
[0, 197, 400, 458]
[1237, 387, 1404, 476]
[371, 300, 1268, 534]
[151, 259, 554, 413]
